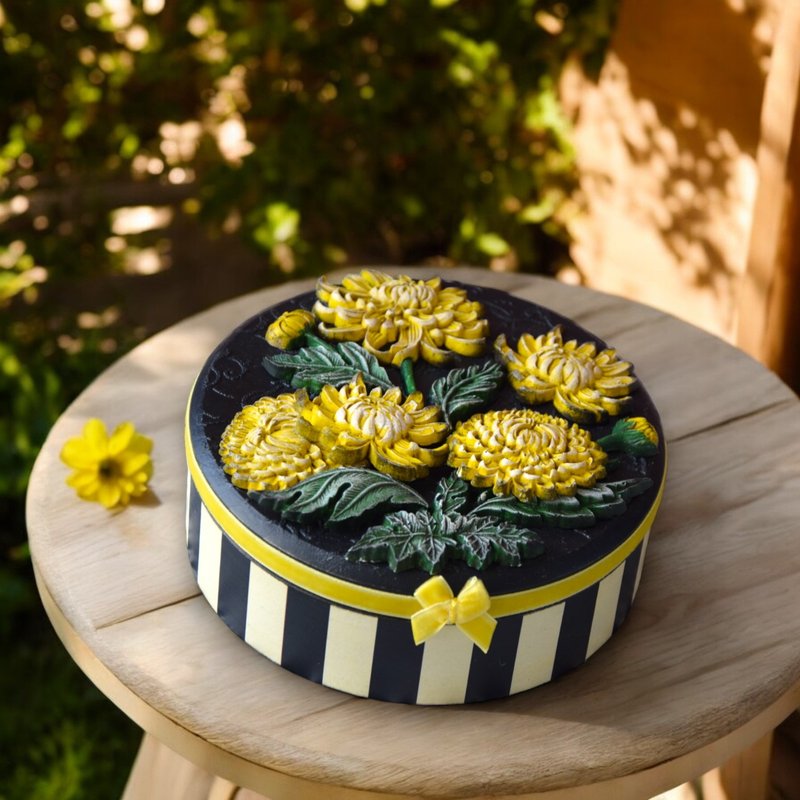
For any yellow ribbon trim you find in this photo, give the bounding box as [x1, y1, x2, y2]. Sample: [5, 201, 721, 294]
[186, 399, 667, 620]
[411, 576, 497, 653]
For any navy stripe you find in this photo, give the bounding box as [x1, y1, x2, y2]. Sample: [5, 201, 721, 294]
[464, 614, 522, 703]
[551, 583, 599, 679]
[187, 481, 202, 574]
[217, 535, 251, 640]
[369, 616, 424, 704]
[614, 544, 642, 631]
[281, 586, 330, 682]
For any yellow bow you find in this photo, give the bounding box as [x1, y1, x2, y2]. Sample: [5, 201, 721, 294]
[410, 576, 497, 653]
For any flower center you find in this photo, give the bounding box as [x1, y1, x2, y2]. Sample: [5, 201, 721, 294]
[337, 397, 413, 445]
[98, 458, 119, 480]
[531, 344, 602, 390]
[368, 279, 436, 316]
[501, 417, 568, 454]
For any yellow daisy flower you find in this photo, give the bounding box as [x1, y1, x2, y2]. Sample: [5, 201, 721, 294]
[60, 418, 153, 509]
[448, 409, 607, 501]
[495, 325, 636, 422]
[313, 270, 488, 366]
[296, 375, 449, 481]
[220, 393, 330, 491]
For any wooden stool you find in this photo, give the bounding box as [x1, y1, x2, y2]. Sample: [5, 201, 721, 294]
[28, 268, 800, 799]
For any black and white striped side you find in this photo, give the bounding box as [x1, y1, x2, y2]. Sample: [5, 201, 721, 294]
[187, 480, 650, 705]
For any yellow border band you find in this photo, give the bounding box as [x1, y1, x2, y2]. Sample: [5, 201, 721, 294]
[186, 410, 665, 619]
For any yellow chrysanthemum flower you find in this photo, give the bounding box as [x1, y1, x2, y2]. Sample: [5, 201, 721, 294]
[265, 309, 316, 349]
[220, 393, 330, 491]
[313, 270, 488, 366]
[296, 375, 449, 481]
[495, 325, 636, 422]
[60, 418, 153, 509]
[448, 410, 607, 501]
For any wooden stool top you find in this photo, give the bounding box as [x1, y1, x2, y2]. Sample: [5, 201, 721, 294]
[27, 268, 800, 799]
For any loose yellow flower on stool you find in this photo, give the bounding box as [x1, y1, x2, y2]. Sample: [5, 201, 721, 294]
[60, 418, 153, 509]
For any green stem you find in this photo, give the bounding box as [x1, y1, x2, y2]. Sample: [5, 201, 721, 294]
[303, 331, 328, 349]
[400, 357, 417, 395]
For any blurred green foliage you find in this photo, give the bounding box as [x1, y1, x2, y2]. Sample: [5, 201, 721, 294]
[0, 1, 616, 797]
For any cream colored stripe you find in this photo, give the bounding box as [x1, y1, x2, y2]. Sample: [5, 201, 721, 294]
[586, 562, 626, 658]
[509, 603, 565, 695]
[633, 528, 652, 599]
[197, 505, 222, 612]
[416, 626, 474, 705]
[322, 607, 378, 697]
[244, 563, 288, 665]
[185, 475, 192, 545]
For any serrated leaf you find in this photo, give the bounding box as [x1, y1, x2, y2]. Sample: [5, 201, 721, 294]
[432, 473, 469, 517]
[455, 517, 544, 569]
[346, 477, 543, 573]
[346, 510, 456, 573]
[263, 339, 394, 394]
[249, 468, 426, 524]
[430, 361, 504, 425]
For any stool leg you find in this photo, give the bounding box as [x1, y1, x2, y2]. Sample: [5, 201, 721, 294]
[700, 732, 773, 800]
[121, 733, 216, 800]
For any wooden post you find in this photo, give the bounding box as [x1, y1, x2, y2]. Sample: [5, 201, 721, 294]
[737, 1, 800, 391]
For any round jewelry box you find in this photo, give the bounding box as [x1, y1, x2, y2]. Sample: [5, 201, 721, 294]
[185, 273, 666, 704]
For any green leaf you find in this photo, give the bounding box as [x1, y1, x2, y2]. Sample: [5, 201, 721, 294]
[473, 494, 596, 529]
[429, 361, 505, 425]
[346, 510, 456, 573]
[249, 468, 426, 524]
[600, 477, 654, 502]
[346, 474, 543, 573]
[454, 517, 544, 569]
[264, 339, 394, 394]
[432, 472, 469, 517]
[473, 476, 654, 529]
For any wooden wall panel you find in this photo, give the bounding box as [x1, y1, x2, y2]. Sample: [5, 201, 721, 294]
[566, 0, 779, 346]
